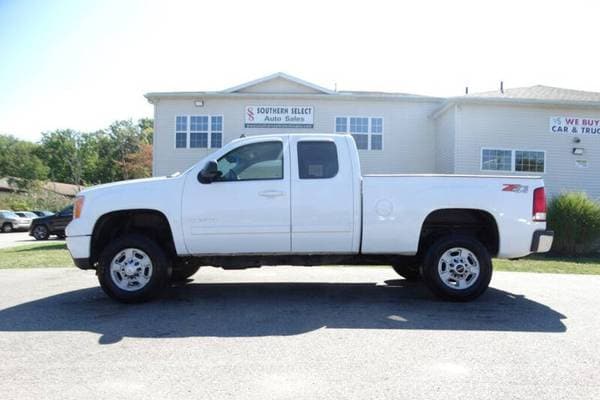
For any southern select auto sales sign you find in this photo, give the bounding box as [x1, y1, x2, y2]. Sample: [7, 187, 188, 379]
[245, 105, 314, 128]
[550, 116, 600, 135]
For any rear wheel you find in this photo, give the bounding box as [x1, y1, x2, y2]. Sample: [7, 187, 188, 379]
[391, 264, 421, 281]
[171, 264, 200, 282]
[32, 225, 50, 240]
[2, 223, 13, 233]
[422, 235, 492, 301]
[97, 234, 172, 303]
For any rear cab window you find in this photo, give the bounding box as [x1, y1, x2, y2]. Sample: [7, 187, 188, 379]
[297, 141, 339, 179]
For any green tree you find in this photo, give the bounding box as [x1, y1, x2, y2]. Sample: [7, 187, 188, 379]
[3, 117, 153, 187]
[108, 119, 153, 180]
[39, 129, 97, 186]
[0, 134, 48, 188]
[138, 117, 154, 145]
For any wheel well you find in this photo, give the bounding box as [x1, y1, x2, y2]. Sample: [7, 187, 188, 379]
[90, 209, 176, 265]
[418, 209, 499, 257]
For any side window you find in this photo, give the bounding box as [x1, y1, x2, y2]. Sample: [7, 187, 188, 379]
[216, 141, 283, 182]
[297, 141, 339, 179]
[60, 206, 73, 216]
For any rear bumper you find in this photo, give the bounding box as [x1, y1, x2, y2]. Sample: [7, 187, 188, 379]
[12, 223, 30, 230]
[531, 230, 554, 253]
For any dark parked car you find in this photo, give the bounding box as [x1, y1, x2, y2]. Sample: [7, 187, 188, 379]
[30, 205, 73, 240]
[32, 210, 54, 217]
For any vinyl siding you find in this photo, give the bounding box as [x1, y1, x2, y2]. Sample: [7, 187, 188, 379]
[434, 105, 456, 173]
[454, 103, 600, 200]
[153, 96, 440, 177]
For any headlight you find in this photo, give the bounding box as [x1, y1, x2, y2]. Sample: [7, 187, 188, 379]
[74, 196, 85, 219]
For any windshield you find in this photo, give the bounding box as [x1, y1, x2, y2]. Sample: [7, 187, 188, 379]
[2, 211, 19, 219]
[18, 212, 37, 218]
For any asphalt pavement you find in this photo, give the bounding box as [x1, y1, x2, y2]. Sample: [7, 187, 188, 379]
[0, 231, 64, 249]
[0, 231, 36, 249]
[0, 266, 598, 400]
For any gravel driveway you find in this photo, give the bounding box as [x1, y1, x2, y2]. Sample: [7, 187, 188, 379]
[0, 266, 598, 399]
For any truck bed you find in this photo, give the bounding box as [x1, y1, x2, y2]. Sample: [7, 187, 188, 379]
[361, 174, 545, 258]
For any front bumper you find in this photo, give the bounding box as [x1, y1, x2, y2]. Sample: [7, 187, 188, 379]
[73, 258, 93, 270]
[66, 235, 92, 269]
[531, 230, 554, 253]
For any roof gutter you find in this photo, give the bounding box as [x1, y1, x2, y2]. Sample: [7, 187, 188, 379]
[144, 91, 443, 104]
[430, 96, 600, 119]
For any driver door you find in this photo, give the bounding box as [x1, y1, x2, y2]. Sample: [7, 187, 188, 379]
[181, 137, 291, 254]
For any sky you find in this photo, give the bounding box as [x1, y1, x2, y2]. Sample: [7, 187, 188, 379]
[1, 0, 600, 141]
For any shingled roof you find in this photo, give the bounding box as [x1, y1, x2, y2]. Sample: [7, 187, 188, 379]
[466, 85, 600, 103]
[432, 84, 600, 118]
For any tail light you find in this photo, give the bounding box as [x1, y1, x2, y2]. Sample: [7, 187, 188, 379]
[533, 187, 546, 222]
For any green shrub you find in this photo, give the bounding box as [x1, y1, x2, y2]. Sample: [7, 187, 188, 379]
[547, 192, 600, 255]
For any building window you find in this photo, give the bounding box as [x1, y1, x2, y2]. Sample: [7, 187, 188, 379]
[335, 117, 347, 133]
[371, 117, 383, 150]
[175, 116, 187, 148]
[211, 116, 223, 148]
[515, 150, 545, 173]
[482, 149, 512, 171]
[335, 116, 383, 150]
[481, 148, 545, 173]
[175, 115, 223, 149]
[190, 116, 208, 148]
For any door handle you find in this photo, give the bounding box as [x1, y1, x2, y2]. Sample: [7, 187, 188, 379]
[258, 190, 285, 198]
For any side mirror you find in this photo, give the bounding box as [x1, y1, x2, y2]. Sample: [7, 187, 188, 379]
[197, 160, 222, 184]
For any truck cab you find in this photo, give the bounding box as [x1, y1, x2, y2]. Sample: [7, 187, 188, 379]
[182, 134, 361, 254]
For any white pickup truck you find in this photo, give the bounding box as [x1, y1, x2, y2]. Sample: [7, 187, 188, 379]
[66, 134, 553, 303]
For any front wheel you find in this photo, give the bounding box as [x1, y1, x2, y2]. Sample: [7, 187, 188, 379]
[32, 225, 49, 240]
[2, 223, 13, 233]
[97, 234, 172, 303]
[422, 235, 492, 301]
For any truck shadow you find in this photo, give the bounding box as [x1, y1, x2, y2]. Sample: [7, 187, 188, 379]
[0, 280, 566, 344]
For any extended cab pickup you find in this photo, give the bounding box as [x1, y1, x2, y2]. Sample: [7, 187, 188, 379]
[66, 134, 553, 302]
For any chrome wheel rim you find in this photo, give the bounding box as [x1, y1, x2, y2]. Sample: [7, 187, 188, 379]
[110, 248, 153, 292]
[437, 247, 480, 290]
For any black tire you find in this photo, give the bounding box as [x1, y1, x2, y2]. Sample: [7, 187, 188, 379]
[32, 225, 50, 240]
[422, 235, 492, 302]
[392, 264, 421, 281]
[97, 234, 172, 303]
[171, 264, 200, 282]
[2, 223, 13, 233]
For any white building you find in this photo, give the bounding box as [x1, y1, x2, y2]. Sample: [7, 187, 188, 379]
[146, 73, 600, 199]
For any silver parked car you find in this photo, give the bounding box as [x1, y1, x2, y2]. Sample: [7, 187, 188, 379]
[0, 210, 33, 233]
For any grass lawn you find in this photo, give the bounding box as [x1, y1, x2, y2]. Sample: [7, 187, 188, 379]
[494, 255, 600, 275]
[0, 243, 74, 269]
[1, 243, 599, 275]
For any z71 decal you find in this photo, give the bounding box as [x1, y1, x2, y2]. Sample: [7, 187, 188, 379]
[502, 184, 529, 193]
